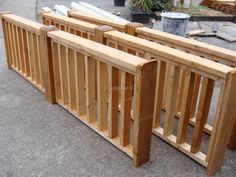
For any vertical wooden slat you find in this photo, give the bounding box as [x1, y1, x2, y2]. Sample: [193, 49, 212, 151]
[15, 26, 23, 72]
[97, 61, 108, 131]
[36, 35, 43, 88]
[32, 33, 41, 84]
[51, 42, 61, 101]
[75, 52, 86, 116]
[120, 71, 133, 146]
[67, 49, 76, 110]
[58, 45, 69, 105]
[85, 55, 96, 123]
[39, 26, 57, 103]
[11, 24, 19, 69]
[7, 23, 16, 67]
[19, 28, 26, 74]
[227, 118, 236, 150]
[176, 71, 195, 144]
[22, 29, 30, 77]
[108, 66, 119, 138]
[206, 71, 236, 175]
[65, 47, 71, 107]
[190, 74, 201, 118]
[190, 78, 215, 153]
[27, 32, 36, 81]
[133, 60, 157, 167]
[1, 16, 12, 68]
[163, 65, 181, 136]
[176, 69, 185, 113]
[153, 60, 166, 128]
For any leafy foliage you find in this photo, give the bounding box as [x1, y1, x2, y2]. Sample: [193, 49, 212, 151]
[129, 0, 170, 12]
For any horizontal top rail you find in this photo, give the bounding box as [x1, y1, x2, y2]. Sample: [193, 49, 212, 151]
[42, 12, 97, 33]
[104, 31, 234, 79]
[136, 27, 236, 65]
[48, 30, 147, 74]
[68, 10, 127, 31]
[1, 13, 44, 34]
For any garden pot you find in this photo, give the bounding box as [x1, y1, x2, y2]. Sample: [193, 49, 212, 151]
[131, 12, 150, 23]
[114, 0, 126, 7]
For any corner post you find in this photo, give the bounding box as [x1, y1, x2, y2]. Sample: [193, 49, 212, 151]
[125, 22, 144, 36]
[133, 60, 157, 166]
[67, 9, 77, 18]
[40, 11, 52, 25]
[39, 26, 58, 104]
[0, 11, 12, 69]
[206, 71, 236, 175]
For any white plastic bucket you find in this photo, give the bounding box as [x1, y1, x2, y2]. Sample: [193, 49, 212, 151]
[161, 12, 190, 37]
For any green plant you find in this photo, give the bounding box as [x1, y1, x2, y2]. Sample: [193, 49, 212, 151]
[129, 0, 170, 12]
[129, 0, 154, 12]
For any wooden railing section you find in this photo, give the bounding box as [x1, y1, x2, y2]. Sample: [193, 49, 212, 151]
[40, 12, 236, 175]
[2, 13, 236, 175]
[41, 30, 157, 167]
[68, 10, 236, 150]
[0, 12, 157, 167]
[0, 12, 45, 92]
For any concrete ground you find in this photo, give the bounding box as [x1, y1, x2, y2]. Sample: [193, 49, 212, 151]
[0, 0, 236, 177]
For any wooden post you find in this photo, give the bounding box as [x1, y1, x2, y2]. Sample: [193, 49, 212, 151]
[0, 11, 12, 69]
[95, 25, 114, 130]
[39, 26, 58, 104]
[227, 118, 236, 150]
[133, 60, 157, 167]
[125, 22, 144, 36]
[67, 9, 77, 18]
[206, 71, 236, 175]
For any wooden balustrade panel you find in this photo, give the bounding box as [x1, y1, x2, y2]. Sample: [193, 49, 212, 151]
[50, 41, 134, 158]
[2, 20, 44, 92]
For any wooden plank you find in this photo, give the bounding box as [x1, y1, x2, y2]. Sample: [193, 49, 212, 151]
[176, 71, 196, 144]
[190, 74, 201, 118]
[227, 117, 236, 150]
[133, 60, 157, 166]
[153, 60, 166, 128]
[28, 32, 36, 81]
[32, 33, 40, 85]
[67, 49, 77, 110]
[108, 66, 119, 138]
[104, 31, 233, 79]
[22, 29, 30, 77]
[97, 61, 108, 131]
[11, 24, 19, 69]
[163, 65, 181, 136]
[120, 71, 133, 146]
[206, 71, 236, 175]
[36, 35, 43, 88]
[39, 26, 58, 103]
[7, 23, 16, 67]
[85, 55, 96, 123]
[191, 78, 215, 153]
[51, 42, 61, 101]
[15, 26, 23, 72]
[75, 52, 86, 116]
[48, 30, 147, 75]
[1, 18, 11, 68]
[58, 45, 69, 105]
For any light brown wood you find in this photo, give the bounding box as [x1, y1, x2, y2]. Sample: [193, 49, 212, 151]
[108, 66, 119, 138]
[75, 52, 86, 116]
[190, 74, 201, 118]
[176, 71, 195, 144]
[163, 65, 181, 136]
[133, 60, 157, 167]
[1, 18, 11, 68]
[48, 31, 147, 75]
[39, 26, 58, 103]
[206, 71, 236, 175]
[120, 71, 133, 146]
[51, 42, 61, 101]
[191, 78, 215, 153]
[153, 60, 166, 128]
[85, 55, 96, 123]
[227, 117, 236, 150]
